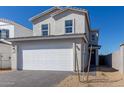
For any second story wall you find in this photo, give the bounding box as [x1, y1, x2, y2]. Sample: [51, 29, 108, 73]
[53, 10, 85, 35]
[33, 14, 55, 36]
[32, 9, 86, 36]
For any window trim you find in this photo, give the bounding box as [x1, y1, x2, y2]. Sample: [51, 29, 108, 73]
[41, 24, 49, 36]
[65, 20, 74, 34]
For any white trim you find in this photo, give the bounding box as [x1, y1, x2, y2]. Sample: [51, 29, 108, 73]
[53, 8, 87, 17]
[41, 23, 49, 36]
[65, 19, 74, 34]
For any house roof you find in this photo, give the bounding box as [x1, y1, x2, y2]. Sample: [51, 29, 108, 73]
[29, 7, 62, 22]
[0, 18, 32, 32]
[29, 7, 89, 24]
[52, 7, 88, 16]
[52, 7, 91, 32]
[6, 34, 88, 43]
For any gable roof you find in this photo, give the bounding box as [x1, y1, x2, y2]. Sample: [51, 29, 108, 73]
[29, 7, 62, 22]
[53, 7, 87, 16]
[52, 7, 91, 31]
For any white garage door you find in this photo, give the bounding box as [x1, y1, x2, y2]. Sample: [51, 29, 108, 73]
[22, 43, 74, 71]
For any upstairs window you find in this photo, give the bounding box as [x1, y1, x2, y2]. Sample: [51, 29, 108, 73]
[42, 24, 48, 36]
[65, 20, 73, 33]
[92, 34, 95, 41]
[0, 29, 9, 39]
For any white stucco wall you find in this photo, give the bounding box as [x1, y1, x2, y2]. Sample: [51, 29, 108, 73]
[33, 10, 86, 36]
[105, 46, 124, 74]
[111, 50, 121, 70]
[54, 10, 85, 35]
[33, 15, 55, 36]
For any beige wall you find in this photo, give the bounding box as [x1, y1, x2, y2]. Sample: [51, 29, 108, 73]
[33, 10, 86, 36]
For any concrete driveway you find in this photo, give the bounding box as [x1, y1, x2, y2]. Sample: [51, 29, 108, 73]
[0, 71, 72, 87]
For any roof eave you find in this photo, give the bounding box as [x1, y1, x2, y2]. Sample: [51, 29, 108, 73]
[6, 34, 86, 42]
[29, 7, 62, 22]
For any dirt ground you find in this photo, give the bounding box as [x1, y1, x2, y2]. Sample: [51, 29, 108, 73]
[57, 66, 124, 87]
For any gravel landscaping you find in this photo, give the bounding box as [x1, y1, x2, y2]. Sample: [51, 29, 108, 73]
[57, 67, 124, 87]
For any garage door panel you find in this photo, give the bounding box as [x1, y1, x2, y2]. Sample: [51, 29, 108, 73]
[22, 43, 73, 71]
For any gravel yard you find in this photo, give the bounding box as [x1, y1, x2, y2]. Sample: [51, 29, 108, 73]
[57, 66, 124, 87]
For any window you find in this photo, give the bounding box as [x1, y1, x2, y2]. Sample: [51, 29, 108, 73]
[65, 20, 73, 33]
[92, 35, 95, 41]
[42, 24, 48, 36]
[0, 29, 9, 39]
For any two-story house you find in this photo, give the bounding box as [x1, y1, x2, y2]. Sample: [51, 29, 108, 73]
[8, 7, 100, 71]
[0, 18, 32, 69]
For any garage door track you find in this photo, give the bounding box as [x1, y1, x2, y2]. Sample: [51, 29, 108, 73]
[0, 71, 72, 87]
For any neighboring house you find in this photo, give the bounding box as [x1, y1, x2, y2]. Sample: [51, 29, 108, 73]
[8, 7, 100, 71]
[0, 18, 32, 69]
